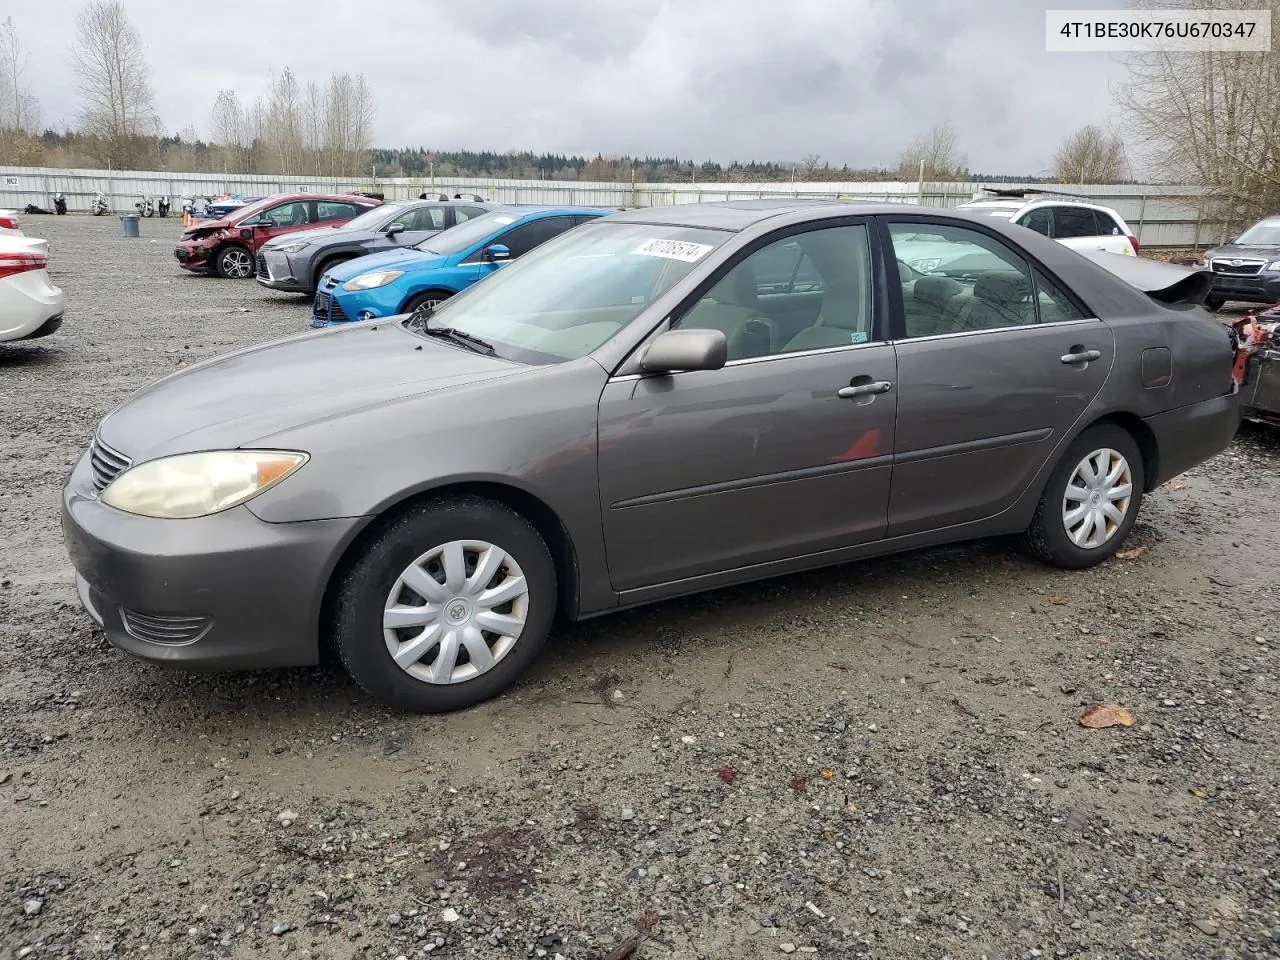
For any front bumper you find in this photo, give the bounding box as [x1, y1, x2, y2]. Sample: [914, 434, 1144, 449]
[256, 248, 308, 292]
[0, 270, 65, 341]
[61, 450, 366, 670]
[1143, 390, 1244, 487]
[174, 243, 214, 273]
[310, 283, 402, 328]
[1209, 271, 1280, 304]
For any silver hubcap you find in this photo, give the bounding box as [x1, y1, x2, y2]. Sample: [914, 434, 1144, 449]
[412, 298, 442, 315]
[223, 249, 252, 277]
[1062, 447, 1133, 549]
[383, 540, 528, 685]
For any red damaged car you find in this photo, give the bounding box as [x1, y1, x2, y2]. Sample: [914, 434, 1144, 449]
[174, 193, 381, 278]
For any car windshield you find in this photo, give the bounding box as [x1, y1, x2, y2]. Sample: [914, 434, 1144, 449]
[416, 211, 521, 254]
[345, 203, 404, 231]
[408, 221, 731, 364]
[1236, 219, 1280, 245]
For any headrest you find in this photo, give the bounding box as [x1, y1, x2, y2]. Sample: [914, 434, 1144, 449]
[713, 261, 758, 309]
[914, 276, 963, 307]
[974, 272, 1030, 304]
[819, 280, 864, 329]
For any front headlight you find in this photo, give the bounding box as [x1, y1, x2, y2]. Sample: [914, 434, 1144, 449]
[342, 270, 404, 291]
[274, 240, 311, 254]
[100, 450, 309, 519]
[1266, 260, 1280, 271]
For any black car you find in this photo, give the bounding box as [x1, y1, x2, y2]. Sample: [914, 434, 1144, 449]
[1201, 216, 1280, 310]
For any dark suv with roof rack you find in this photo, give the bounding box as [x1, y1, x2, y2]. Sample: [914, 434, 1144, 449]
[1200, 215, 1280, 310]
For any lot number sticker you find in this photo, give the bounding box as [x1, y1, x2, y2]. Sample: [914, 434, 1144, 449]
[634, 238, 714, 262]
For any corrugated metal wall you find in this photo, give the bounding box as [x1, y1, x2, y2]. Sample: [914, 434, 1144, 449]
[0, 164, 1227, 248]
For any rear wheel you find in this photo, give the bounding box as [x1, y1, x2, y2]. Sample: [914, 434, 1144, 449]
[332, 496, 557, 713]
[404, 290, 452, 317]
[1025, 424, 1144, 569]
[215, 244, 254, 279]
[1204, 296, 1226, 311]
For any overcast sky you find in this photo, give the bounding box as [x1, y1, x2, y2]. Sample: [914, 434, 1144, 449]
[9, 0, 1129, 174]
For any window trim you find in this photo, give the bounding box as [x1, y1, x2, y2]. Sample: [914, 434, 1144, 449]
[879, 214, 1093, 339]
[613, 215, 886, 377]
[608, 338, 888, 383]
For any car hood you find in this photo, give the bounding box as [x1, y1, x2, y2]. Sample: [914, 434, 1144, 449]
[1204, 244, 1280, 262]
[327, 247, 447, 282]
[98, 322, 521, 461]
[262, 225, 357, 247]
[180, 217, 234, 239]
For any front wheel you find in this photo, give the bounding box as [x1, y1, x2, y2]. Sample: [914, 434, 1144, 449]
[403, 290, 452, 317]
[1025, 424, 1144, 569]
[215, 244, 254, 279]
[332, 496, 557, 713]
[1204, 296, 1226, 311]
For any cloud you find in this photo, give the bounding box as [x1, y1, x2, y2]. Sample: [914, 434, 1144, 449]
[9, 0, 1128, 174]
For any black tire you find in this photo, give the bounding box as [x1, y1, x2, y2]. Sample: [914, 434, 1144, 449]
[403, 290, 452, 316]
[1025, 424, 1145, 570]
[311, 255, 353, 293]
[215, 244, 254, 279]
[1204, 296, 1226, 311]
[332, 495, 557, 713]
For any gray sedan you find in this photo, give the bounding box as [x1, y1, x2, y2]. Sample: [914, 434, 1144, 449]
[255, 199, 496, 294]
[63, 201, 1244, 713]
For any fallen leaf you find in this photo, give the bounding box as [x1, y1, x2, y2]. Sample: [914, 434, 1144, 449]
[1189, 787, 1206, 798]
[717, 766, 736, 783]
[641, 910, 659, 930]
[1116, 546, 1148, 561]
[1079, 704, 1137, 729]
[788, 773, 808, 793]
[1173, 483, 1186, 491]
[1048, 596, 1067, 605]
[821, 769, 835, 780]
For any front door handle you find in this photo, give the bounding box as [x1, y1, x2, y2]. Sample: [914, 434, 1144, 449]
[837, 380, 893, 399]
[1061, 348, 1102, 365]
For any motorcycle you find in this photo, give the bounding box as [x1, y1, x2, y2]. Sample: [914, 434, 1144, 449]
[135, 196, 155, 218]
[91, 192, 110, 216]
[52, 193, 67, 215]
[156, 196, 170, 217]
[23, 201, 52, 215]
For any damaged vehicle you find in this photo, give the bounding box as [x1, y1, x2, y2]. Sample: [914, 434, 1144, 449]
[65, 201, 1246, 714]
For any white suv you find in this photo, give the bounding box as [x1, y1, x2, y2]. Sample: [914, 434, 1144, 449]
[957, 192, 1139, 257]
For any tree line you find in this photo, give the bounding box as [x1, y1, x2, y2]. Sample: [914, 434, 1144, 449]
[0, 0, 1276, 229]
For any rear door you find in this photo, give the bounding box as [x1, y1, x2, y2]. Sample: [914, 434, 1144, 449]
[886, 217, 1113, 536]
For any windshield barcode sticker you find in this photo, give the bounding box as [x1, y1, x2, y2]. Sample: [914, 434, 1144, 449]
[634, 238, 714, 262]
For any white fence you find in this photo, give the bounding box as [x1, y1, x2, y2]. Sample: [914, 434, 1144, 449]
[0, 164, 1228, 249]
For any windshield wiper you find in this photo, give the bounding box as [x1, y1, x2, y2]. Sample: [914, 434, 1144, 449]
[420, 325, 495, 355]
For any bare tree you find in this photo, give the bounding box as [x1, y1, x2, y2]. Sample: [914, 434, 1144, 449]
[897, 123, 968, 181]
[1053, 125, 1127, 183]
[266, 68, 303, 174]
[0, 17, 40, 132]
[799, 153, 822, 180]
[1115, 0, 1280, 233]
[209, 89, 247, 172]
[70, 1, 157, 166]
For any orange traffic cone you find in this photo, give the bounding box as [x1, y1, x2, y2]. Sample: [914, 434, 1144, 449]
[182, 210, 192, 227]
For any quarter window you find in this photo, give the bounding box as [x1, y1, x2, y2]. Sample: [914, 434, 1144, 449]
[1017, 207, 1054, 237]
[674, 224, 873, 360]
[316, 201, 360, 222]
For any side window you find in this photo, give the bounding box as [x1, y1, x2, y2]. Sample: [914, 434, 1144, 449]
[453, 206, 488, 225]
[406, 206, 447, 231]
[1033, 268, 1087, 323]
[1097, 211, 1124, 236]
[674, 224, 873, 360]
[494, 217, 578, 258]
[889, 222, 1036, 337]
[261, 201, 311, 227]
[1053, 206, 1102, 239]
[1017, 207, 1054, 237]
[316, 201, 359, 222]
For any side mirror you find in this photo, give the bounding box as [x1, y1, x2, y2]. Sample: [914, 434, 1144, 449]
[483, 243, 510, 262]
[639, 328, 727, 374]
[386, 223, 405, 238]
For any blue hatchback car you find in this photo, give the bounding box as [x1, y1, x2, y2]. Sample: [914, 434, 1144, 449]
[311, 206, 616, 327]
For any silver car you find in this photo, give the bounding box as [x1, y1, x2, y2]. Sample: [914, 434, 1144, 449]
[255, 199, 496, 294]
[63, 201, 1245, 714]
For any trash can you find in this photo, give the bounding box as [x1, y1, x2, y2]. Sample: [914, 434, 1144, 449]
[120, 214, 140, 238]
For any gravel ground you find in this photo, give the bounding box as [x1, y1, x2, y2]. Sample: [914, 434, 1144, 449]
[2, 215, 1279, 960]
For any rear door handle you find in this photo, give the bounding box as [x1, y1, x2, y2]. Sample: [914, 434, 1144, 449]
[837, 380, 893, 398]
[1061, 349, 1101, 365]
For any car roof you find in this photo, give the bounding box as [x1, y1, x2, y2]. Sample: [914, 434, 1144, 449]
[504, 205, 618, 220]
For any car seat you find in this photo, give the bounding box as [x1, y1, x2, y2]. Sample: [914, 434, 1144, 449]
[951, 272, 1033, 332]
[781, 280, 869, 350]
[904, 276, 964, 337]
[679, 261, 773, 359]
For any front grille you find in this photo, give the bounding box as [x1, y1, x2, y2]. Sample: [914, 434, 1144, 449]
[1211, 258, 1266, 276]
[174, 247, 189, 262]
[88, 436, 131, 492]
[255, 253, 269, 280]
[312, 291, 350, 325]
[119, 608, 212, 645]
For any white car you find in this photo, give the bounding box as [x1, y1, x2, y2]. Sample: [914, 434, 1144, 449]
[0, 209, 22, 235]
[0, 234, 65, 342]
[956, 192, 1139, 257]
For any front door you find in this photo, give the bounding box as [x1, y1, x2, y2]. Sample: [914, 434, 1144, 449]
[597, 221, 898, 592]
[885, 218, 1113, 536]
